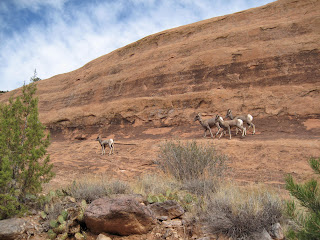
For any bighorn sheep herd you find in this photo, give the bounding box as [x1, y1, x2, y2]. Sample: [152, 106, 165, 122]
[96, 109, 255, 156]
[195, 109, 255, 140]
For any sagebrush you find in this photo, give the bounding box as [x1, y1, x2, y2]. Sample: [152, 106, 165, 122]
[155, 140, 228, 182]
[202, 183, 284, 239]
[64, 177, 132, 203]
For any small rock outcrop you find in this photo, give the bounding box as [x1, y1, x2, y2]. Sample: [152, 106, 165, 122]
[96, 234, 112, 240]
[148, 200, 185, 220]
[84, 196, 156, 235]
[250, 228, 273, 240]
[270, 223, 285, 240]
[0, 218, 26, 240]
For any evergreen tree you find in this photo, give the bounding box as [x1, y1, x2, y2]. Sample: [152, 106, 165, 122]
[0, 73, 54, 219]
[285, 157, 320, 239]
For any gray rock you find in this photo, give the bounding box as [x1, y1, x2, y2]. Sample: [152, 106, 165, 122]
[270, 223, 284, 240]
[84, 196, 156, 236]
[250, 228, 272, 240]
[96, 233, 112, 240]
[0, 218, 26, 240]
[148, 200, 184, 220]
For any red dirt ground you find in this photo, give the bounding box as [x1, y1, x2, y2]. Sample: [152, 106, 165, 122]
[44, 116, 320, 193]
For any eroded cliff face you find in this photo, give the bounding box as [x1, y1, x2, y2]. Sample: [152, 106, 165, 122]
[1, 0, 319, 135]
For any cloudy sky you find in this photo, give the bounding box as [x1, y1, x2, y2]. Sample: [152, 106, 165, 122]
[0, 0, 274, 91]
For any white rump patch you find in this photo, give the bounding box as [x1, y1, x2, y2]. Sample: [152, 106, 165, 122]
[248, 114, 253, 122]
[237, 119, 243, 126]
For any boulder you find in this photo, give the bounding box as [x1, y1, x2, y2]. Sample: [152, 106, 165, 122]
[84, 196, 156, 235]
[148, 200, 184, 220]
[110, 194, 145, 204]
[270, 223, 284, 240]
[0, 218, 26, 240]
[96, 234, 112, 240]
[250, 228, 272, 240]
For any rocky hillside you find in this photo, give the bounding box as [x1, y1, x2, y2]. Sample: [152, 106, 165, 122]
[1, 0, 319, 137]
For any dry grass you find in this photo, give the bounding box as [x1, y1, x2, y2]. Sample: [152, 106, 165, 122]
[202, 182, 284, 239]
[64, 175, 132, 203]
[133, 173, 179, 196]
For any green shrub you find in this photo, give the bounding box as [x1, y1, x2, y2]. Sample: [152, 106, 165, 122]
[155, 140, 228, 182]
[285, 157, 320, 240]
[0, 73, 54, 219]
[202, 183, 284, 239]
[0, 193, 26, 219]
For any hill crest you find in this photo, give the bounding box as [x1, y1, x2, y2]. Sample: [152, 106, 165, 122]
[1, 0, 319, 139]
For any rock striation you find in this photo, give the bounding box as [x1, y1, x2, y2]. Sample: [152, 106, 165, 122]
[0, 0, 319, 136]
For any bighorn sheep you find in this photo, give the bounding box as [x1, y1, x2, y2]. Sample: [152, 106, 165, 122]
[225, 109, 255, 134]
[96, 135, 114, 155]
[215, 115, 246, 140]
[194, 113, 221, 138]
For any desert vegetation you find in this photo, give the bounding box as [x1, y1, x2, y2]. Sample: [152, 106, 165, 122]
[285, 157, 320, 240]
[0, 73, 54, 220]
[154, 140, 285, 239]
[33, 140, 285, 239]
[0, 109, 318, 240]
[0, 75, 317, 239]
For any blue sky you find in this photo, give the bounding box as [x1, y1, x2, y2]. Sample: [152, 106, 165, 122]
[0, 0, 274, 91]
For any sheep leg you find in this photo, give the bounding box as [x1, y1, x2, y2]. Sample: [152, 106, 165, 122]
[219, 131, 224, 139]
[228, 127, 232, 140]
[240, 126, 246, 138]
[251, 123, 255, 134]
[101, 145, 105, 155]
[207, 125, 214, 138]
[215, 123, 221, 138]
[246, 122, 255, 134]
[216, 128, 223, 139]
[215, 130, 220, 138]
[236, 127, 244, 135]
[109, 143, 114, 155]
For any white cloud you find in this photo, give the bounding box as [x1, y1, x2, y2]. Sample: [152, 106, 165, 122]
[0, 0, 274, 91]
[11, 0, 67, 11]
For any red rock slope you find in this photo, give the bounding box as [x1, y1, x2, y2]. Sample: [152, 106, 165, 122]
[1, 0, 319, 137]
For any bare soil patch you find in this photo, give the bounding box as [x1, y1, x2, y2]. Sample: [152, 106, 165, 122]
[44, 116, 320, 193]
